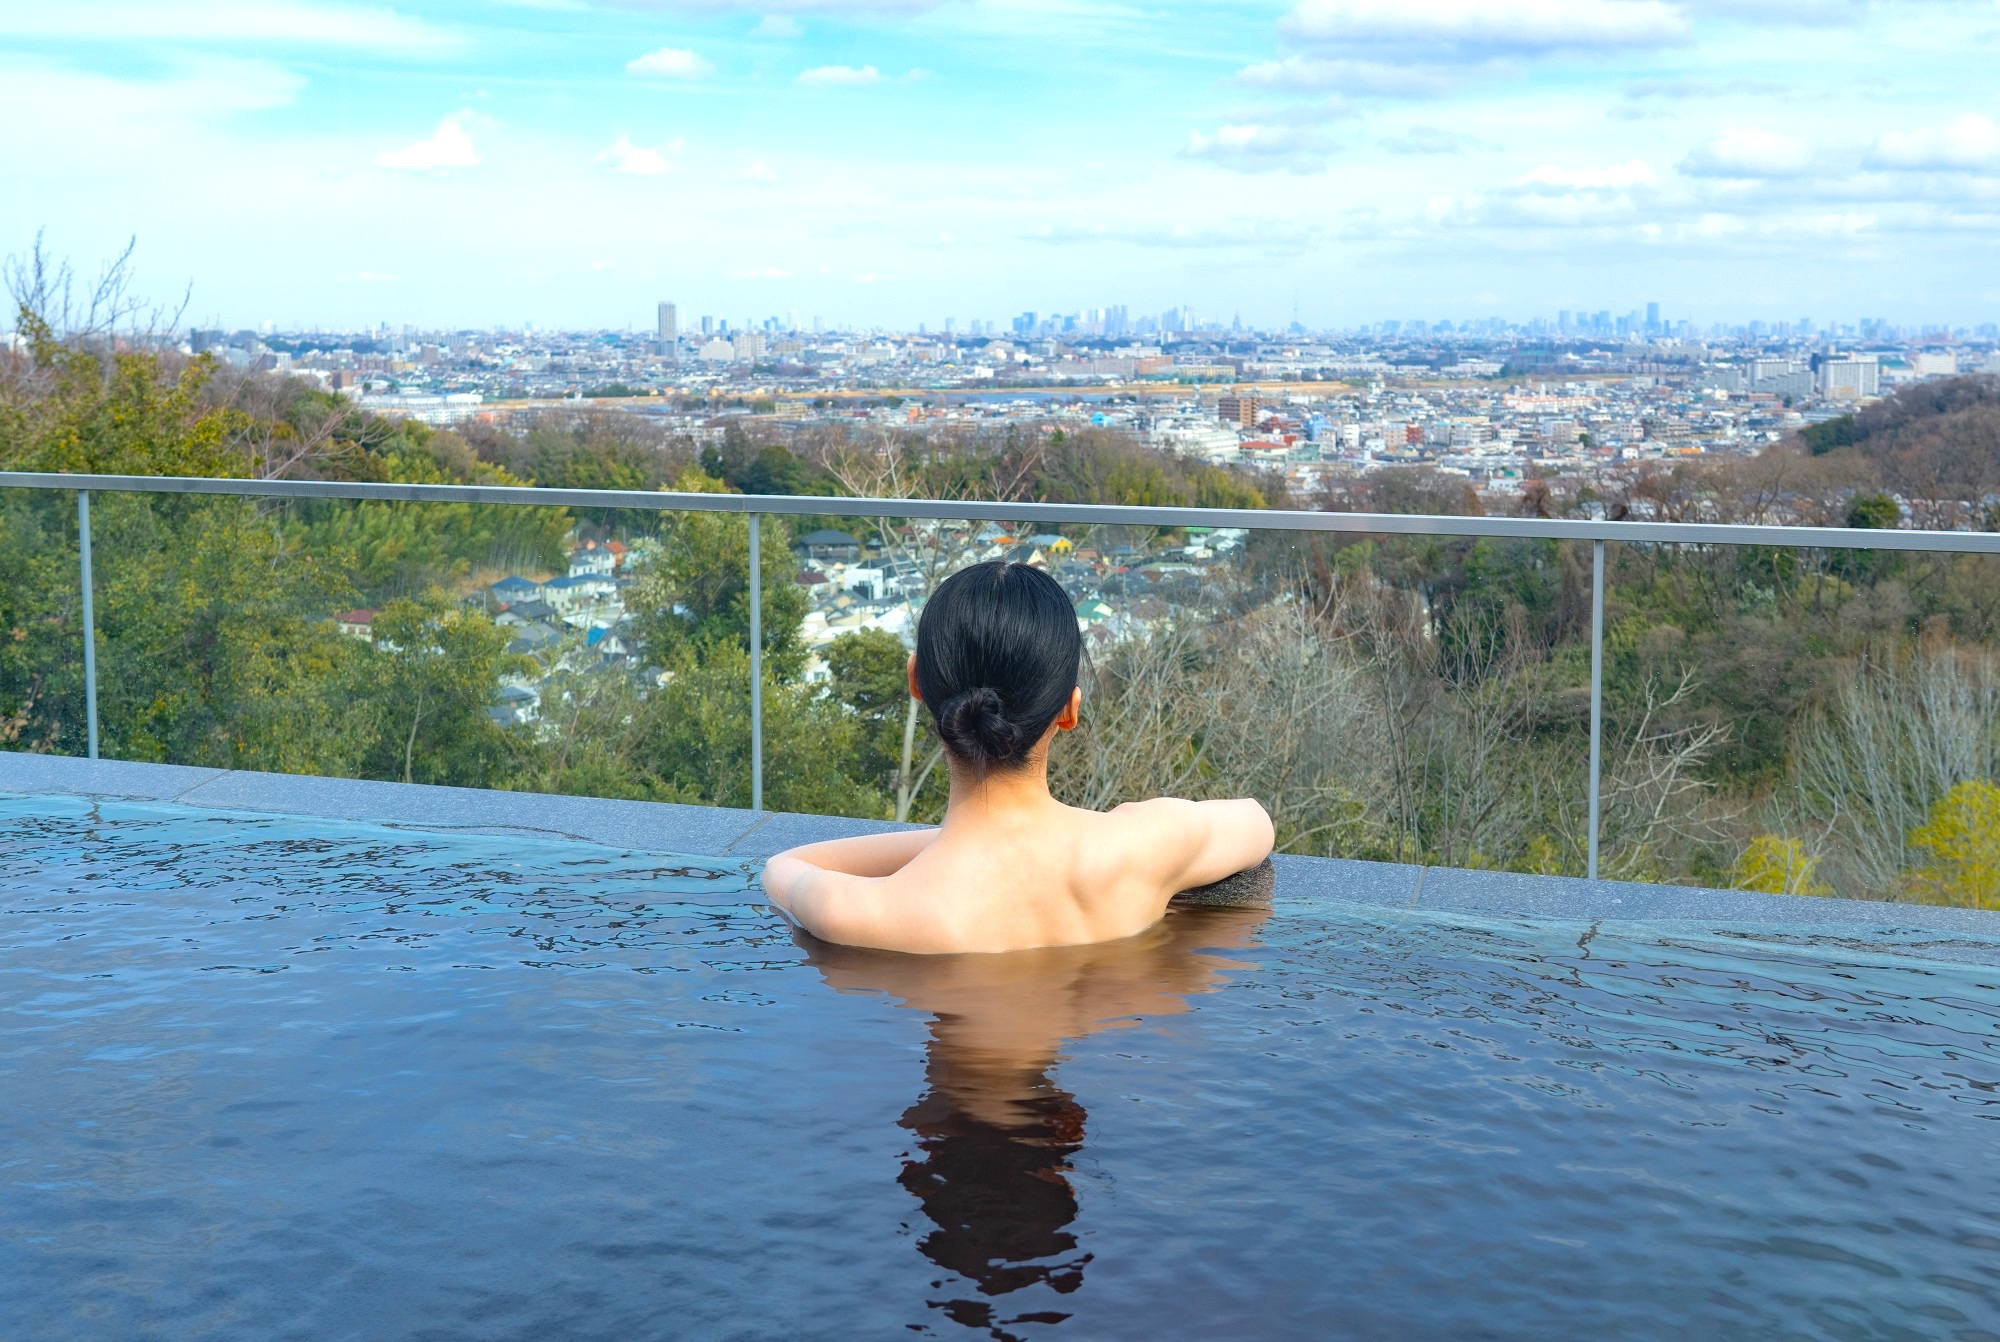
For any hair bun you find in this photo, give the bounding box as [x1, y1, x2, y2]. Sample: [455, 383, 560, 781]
[936, 686, 1021, 767]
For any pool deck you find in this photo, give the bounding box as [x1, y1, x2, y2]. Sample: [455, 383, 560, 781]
[5, 752, 1997, 934]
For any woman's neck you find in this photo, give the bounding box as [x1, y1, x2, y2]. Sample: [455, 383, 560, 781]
[942, 757, 1056, 824]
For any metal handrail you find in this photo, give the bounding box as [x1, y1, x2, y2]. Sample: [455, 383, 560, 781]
[13, 468, 1999, 880]
[2, 469, 1998, 553]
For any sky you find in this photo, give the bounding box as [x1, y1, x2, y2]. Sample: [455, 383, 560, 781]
[3, 0, 1998, 331]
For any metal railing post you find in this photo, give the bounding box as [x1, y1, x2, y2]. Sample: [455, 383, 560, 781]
[1587, 538, 1604, 881]
[748, 512, 764, 813]
[78, 490, 100, 760]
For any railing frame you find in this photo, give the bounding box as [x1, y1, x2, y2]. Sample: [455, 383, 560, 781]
[14, 469, 2000, 880]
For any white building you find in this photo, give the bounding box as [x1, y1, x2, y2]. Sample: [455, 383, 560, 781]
[1820, 356, 1880, 400]
[568, 546, 616, 578]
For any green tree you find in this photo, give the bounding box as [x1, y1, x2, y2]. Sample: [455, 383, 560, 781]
[626, 467, 809, 679]
[1907, 779, 2000, 909]
[1730, 835, 1830, 896]
[360, 592, 528, 786]
[1846, 493, 1901, 530]
[292, 440, 569, 598]
[826, 628, 924, 799]
[1800, 414, 1861, 455]
[1, 321, 247, 478]
[94, 496, 369, 765]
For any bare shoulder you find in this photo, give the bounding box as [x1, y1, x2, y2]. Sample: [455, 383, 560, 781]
[1103, 796, 1275, 891]
[771, 861, 971, 955]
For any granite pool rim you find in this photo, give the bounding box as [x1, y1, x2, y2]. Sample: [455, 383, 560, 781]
[4, 752, 1996, 936]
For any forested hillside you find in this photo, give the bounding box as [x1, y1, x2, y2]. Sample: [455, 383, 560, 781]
[4, 272, 1997, 905]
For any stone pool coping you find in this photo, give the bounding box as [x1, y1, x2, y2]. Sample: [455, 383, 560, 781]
[4, 752, 1997, 935]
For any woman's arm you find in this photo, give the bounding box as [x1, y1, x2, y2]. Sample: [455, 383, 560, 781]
[774, 827, 939, 878]
[761, 828, 939, 928]
[1111, 797, 1275, 897]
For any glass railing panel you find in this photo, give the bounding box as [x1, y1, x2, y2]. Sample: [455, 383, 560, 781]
[66, 490, 572, 782]
[1230, 529, 1595, 876]
[759, 516, 1596, 879]
[24, 473, 1996, 907]
[1612, 538, 2000, 908]
[0, 487, 91, 758]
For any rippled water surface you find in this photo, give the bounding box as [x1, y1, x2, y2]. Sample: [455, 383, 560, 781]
[4, 794, 1999, 1341]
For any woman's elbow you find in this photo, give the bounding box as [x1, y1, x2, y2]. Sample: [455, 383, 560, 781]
[1239, 799, 1276, 859]
[760, 855, 812, 913]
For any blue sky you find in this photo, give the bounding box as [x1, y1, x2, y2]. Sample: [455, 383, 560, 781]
[4, 0, 1998, 330]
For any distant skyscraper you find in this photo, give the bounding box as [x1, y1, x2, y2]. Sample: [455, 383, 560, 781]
[657, 301, 678, 363]
[700, 315, 715, 337]
[1645, 300, 1660, 334]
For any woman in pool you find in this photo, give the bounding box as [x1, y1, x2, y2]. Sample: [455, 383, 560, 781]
[763, 560, 1274, 954]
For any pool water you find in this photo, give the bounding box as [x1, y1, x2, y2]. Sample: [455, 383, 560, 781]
[3, 795, 1998, 1341]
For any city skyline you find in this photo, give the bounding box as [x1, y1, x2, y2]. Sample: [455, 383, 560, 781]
[5, 0, 1999, 329]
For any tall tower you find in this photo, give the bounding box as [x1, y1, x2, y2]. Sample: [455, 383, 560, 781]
[657, 301, 679, 364]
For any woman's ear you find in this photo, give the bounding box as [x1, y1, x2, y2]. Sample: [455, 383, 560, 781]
[907, 653, 922, 702]
[1056, 685, 1082, 731]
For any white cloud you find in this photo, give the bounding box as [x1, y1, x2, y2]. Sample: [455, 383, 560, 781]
[1869, 114, 2000, 172]
[378, 111, 480, 170]
[1679, 126, 1811, 178]
[8, 0, 455, 51]
[611, 0, 940, 11]
[741, 159, 779, 181]
[1381, 125, 1475, 154]
[797, 64, 882, 85]
[0, 54, 305, 121]
[1027, 219, 1324, 250]
[1515, 159, 1656, 189]
[1682, 0, 1859, 21]
[595, 135, 672, 174]
[731, 266, 792, 279]
[1182, 123, 1330, 172]
[1235, 55, 1465, 96]
[1624, 76, 1785, 99]
[626, 47, 714, 78]
[1278, 0, 1690, 52]
[753, 14, 803, 35]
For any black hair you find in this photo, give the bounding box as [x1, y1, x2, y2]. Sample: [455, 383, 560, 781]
[915, 560, 1083, 771]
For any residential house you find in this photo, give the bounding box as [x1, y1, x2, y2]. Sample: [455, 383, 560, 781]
[795, 529, 862, 562]
[336, 609, 375, 641]
[489, 683, 541, 728]
[497, 598, 561, 628]
[504, 620, 565, 656]
[489, 576, 542, 608]
[568, 544, 616, 578]
[542, 574, 618, 621]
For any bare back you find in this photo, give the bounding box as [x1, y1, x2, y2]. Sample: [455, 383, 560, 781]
[763, 792, 1274, 955]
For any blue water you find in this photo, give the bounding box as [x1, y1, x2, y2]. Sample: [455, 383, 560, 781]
[2, 794, 1998, 1341]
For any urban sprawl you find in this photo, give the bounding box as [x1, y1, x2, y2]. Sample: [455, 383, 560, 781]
[204, 301, 1999, 504]
[197, 301, 2000, 728]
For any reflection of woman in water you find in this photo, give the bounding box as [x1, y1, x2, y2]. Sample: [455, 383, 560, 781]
[802, 888, 1271, 1339]
[764, 561, 1274, 954]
